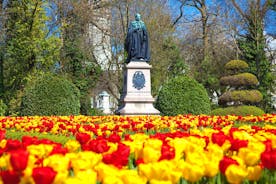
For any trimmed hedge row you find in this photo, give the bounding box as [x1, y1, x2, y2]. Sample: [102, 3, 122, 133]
[211, 105, 265, 116]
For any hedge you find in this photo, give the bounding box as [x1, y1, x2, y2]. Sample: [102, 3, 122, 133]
[155, 76, 211, 116]
[21, 73, 80, 116]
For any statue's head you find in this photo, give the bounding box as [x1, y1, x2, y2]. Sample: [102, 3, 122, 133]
[135, 13, 141, 21]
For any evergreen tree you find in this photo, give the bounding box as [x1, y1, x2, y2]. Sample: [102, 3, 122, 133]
[57, 1, 102, 115]
[232, 0, 275, 112]
[3, 0, 61, 113]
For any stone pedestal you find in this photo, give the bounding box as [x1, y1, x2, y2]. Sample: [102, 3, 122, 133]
[117, 61, 160, 115]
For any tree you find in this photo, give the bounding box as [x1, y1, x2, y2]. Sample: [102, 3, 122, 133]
[51, 0, 104, 114]
[3, 0, 61, 114]
[0, 0, 6, 98]
[173, 0, 237, 100]
[230, 0, 275, 112]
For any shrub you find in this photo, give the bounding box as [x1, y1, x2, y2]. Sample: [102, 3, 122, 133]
[210, 105, 265, 116]
[225, 60, 249, 71]
[21, 73, 80, 116]
[218, 90, 263, 105]
[0, 100, 7, 116]
[220, 73, 259, 87]
[155, 76, 211, 116]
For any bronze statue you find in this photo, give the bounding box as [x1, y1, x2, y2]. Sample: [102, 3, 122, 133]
[125, 13, 150, 63]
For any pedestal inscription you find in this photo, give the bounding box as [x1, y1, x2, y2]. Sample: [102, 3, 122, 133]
[116, 62, 160, 115]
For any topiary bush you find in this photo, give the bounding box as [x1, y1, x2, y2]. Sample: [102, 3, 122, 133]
[213, 59, 264, 115]
[155, 76, 211, 116]
[218, 90, 263, 105]
[21, 73, 80, 116]
[224, 60, 249, 71]
[220, 73, 259, 87]
[210, 105, 265, 116]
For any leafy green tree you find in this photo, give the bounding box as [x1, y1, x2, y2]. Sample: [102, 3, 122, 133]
[3, 0, 61, 114]
[151, 37, 188, 95]
[231, 0, 275, 112]
[56, 1, 102, 115]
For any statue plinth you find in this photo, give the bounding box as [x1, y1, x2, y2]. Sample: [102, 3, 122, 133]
[116, 61, 160, 115]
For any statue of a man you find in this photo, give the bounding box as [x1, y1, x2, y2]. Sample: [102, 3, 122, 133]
[125, 13, 150, 63]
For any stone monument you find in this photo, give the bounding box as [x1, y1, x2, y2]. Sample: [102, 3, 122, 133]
[116, 13, 160, 115]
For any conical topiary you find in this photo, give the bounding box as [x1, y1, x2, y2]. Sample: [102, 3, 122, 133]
[211, 60, 264, 116]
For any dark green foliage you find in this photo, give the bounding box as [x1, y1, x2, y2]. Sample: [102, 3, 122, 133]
[0, 99, 7, 116]
[21, 73, 80, 116]
[156, 76, 211, 116]
[214, 59, 264, 115]
[2, 0, 61, 115]
[88, 108, 104, 116]
[218, 90, 263, 105]
[225, 60, 249, 70]
[236, 3, 275, 112]
[60, 12, 101, 114]
[151, 37, 188, 96]
[210, 105, 265, 116]
[220, 73, 259, 87]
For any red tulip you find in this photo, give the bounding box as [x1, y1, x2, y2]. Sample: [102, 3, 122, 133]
[10, 149, 29, 172]
[49, 145, 68, 155]
[219, 156, 239, 174]
[82, 138, 110, 153]
[230, 139, 248, 151]
[5, 140, 22, 152]
[75, 133, 91, 145]
[108, 133, 121, 143]
[103, 143, 130, 168]
[212, 131, 228, 146]
[159, 143, 175, 161]
[0, 170, 20, 184]
[0, 130, 6, 140]
[261, 149, 276, 170]
[32, 167, 57, 184]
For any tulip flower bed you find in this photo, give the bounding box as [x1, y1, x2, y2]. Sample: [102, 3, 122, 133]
[0, 114, 276, 184]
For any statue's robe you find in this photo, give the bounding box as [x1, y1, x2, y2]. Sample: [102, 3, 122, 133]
[125, 25, 150, 63]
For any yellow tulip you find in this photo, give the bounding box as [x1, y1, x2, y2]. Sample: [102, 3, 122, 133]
[142, 146, 161, 163]
[27, 144, 53, 159]
[225, 164, 248, 184]
[68, 151, 102, 173]
[0, 140, 6, 149]
[43, 154, 70, 172]
[102, 176, 124, 184]
[64, 140, 80, 153]
[238, 148, 260, 166]
[120, 170, 147, 184]
[138, 161, 181, 183]
[65, 169, 97, 184]
[20, 167, 35, 184]
[247, 165, 262, 181]
[168, 138, 187, 160]
[178, 160, 204, 182]
[0, 154, 10, 169]
[149, 180, 173, 184]
[95, 163, 121, 182]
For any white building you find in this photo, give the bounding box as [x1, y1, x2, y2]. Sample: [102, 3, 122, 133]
[88, 0, 119, 114]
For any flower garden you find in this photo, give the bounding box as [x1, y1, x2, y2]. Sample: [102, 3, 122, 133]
[0, 114, 276, 184]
